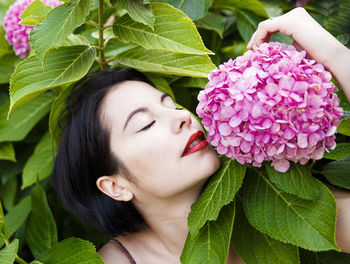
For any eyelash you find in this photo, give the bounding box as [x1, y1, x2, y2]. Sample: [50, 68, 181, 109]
[140, 107, 183, 131]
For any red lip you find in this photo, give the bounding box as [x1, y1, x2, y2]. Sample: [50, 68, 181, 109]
[182, 131, 208, 157]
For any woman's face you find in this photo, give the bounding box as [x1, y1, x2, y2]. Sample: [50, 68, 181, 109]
[100, 80, 220, 200]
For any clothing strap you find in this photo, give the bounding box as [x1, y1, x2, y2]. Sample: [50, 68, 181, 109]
[111, 238, 137, 264]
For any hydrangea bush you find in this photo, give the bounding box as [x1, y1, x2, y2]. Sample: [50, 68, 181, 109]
[197, 42, 343, 172]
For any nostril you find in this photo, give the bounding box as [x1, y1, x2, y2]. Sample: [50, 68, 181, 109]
[180, 121, 186, 129]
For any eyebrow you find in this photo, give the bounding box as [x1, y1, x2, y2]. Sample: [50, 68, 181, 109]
[123, 93, 171, 132]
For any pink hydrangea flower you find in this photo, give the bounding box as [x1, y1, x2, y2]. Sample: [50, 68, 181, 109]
[196, 42, 343, 172]
[3, 0, 62, 58]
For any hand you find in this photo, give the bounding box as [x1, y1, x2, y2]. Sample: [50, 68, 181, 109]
[247, 7, 350, 102]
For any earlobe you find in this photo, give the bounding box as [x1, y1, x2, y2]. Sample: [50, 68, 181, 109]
[96, 175, 133, 202]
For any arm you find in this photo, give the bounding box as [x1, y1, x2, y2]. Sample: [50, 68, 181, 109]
[247, 7, 350, 103]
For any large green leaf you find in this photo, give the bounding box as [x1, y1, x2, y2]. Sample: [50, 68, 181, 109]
[22, 132, 54, 189]
[236, 9, 261, 43]
[114, 3, 213, 55]
[213, 0, 268, 18]
[0, 176, 17, 211]
[9, 45, 96, 113]
[172, 76, 208, 89]
[195, 12, 225, 38]
[181, 203, 235, 264]
[188, 158, 245, 236]
[321, 157, 350, 190]
[323, 143, 350, 160]
[115, 46, 216, 77]
[337, 117, 350, 136]
[0, 196, 31, 248]
[300, 249, 350, 264]
[19, 0, 53, 26]
[149, 0, 213, 21]
[231, 201, 299, 264]
[35, 237, 104, 263]
[0, 93, 54, 142]
[0, 142, 16, 162]
[266, 163, 322, 200]
[29, 0, 91, 62]
[0, 54, 19, 84]
[0, 24, 11, 57]
[242, 169, 338, 251]
[114, 0, 155, 29]
[0, 239, 18, 264]
[27, 183, 58, 257]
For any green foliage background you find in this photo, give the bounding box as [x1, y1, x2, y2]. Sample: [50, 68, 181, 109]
[0, 0, 350, 263]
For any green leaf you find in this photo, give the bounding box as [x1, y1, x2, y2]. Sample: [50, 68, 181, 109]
[195, 12, 225, 38]
[29, 0, 91, 62]
[0, 93, 54, 142]
[213, 0, 268, 18]
[35, 237, 104, 263]
[62, 34, 90, 46]
[321, 157, 350, 190]
[0, 177, 17, 211]
[0, 142, 16, 162]
[231, 201, 299, 264]
[172, 76, 208, 89]
[242, 169, 338, 251]
[0, 24, 12, 57]
[9, 45, 96, 113]
[323, 143, 350, 160]
[188, 158, 245, 236]
[19, 0, 53, 26]
[144, 73, 175, 100]
[115, 46, 216, 77]
[113, 3, 213, 55]
[337, 117, 350, 136]
[236, 9, 261, 43]
[114, 0, 155, 29]
[0, 54, 19, 84]
[181, 202, 235, 264]
[149, 0, 213, 21]
[49, 84, 74, 150]
[27, 183, 58, 257]
[0, 196, 31, 248]
[22, 132, 54, 189]
[300, 249, 350, 264]
[0, 200, 7, 243]
[266, 163, 322, 200]
[0, 239, 18, 264]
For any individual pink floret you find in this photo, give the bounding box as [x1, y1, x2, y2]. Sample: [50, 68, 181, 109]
[3, 0, 62, 58]
[196, 42, 343, 172]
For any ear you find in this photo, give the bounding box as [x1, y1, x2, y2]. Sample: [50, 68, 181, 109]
[96, 175, 133, 202]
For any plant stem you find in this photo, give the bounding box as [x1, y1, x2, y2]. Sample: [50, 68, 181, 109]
[15, 255, 28, 264]
[98, 0, 106, 70]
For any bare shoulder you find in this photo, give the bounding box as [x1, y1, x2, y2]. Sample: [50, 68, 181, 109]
[98, 240, 130, 264]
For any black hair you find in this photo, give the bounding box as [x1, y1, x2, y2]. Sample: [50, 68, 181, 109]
[51, 68, 154, 237]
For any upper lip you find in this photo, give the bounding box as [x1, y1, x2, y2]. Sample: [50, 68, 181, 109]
[182, 131, 206, 157]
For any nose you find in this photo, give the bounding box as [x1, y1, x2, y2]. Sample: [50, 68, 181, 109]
[171, 108, 192, 134]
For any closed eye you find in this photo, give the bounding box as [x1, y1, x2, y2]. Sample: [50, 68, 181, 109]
[138, 120, 156, 132]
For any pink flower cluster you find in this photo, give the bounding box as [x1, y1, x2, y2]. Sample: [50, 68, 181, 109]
[197, 42, 343, 172]
[3, 0, 62, 58]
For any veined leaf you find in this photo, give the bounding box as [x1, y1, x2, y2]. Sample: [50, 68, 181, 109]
[195, 12, 225, 38]
[27, 183, 58, 257]
[323, 143, 350, 160]
[9, 45, 96, 113]
[22, 132, 54, 189]
[144, 73, 175, 100]
[338, 117, 350, 136]
[114, 0, 155, 29]
[181, 203, 235, 264]
[188, 158, 245, 236]
[19, 0, 53, 26]
[321, 157, 350, 190]
[242, 169, 338, 251]
[62, 34, 90, 46]
[172, 76, 208, 89]
[115, 46, 216, 77]
[0, 196, 31, 248]
[113, 3, 213, 55]
[148, 0, 213, 21]
[35, 237, 104, 263]
[0, 142, 16, 162]
[236, 9, 261, 43]
[231, 201, 299, 264]
[0, 54, 19, 84]
[266, 163, 322, 200]
[0, 93, 54, 142]
[29, 0, 91, 62]
[0, 24, 11, 57]
[0, 177, 17, 211]
[213, 0, 268, 18]
[0, 239, 18, 264]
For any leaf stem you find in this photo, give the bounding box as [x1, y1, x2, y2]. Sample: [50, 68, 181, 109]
[15, 255, 28, 264]
[103, 24, 113, 30]
[98, 0, 106, 70]
[85, 20, 98, 28]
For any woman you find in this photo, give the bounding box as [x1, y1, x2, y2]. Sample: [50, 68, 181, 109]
[51, 7, 350, 264]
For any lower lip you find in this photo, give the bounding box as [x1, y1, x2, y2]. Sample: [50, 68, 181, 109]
[183, 140, 208, 157]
